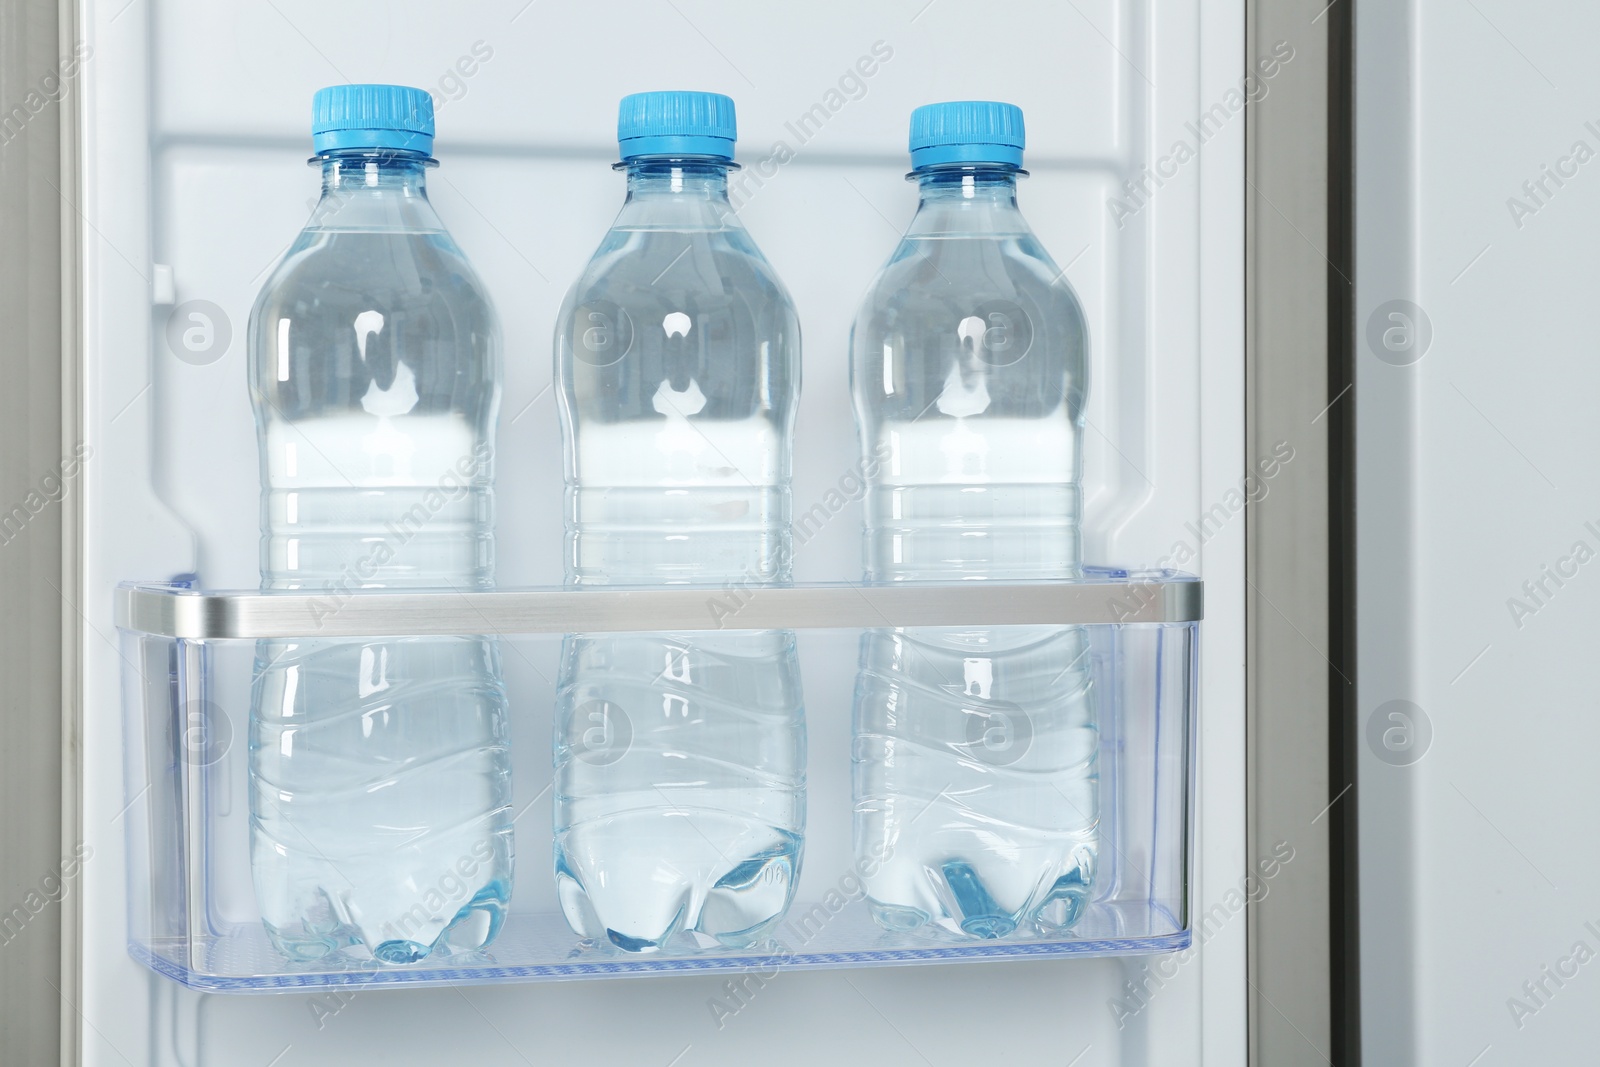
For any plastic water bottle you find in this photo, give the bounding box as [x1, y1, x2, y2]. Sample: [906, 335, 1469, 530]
[849, 102, 1097, 939]
[553, 92, 806, 953]
[246, 85, 513, 964]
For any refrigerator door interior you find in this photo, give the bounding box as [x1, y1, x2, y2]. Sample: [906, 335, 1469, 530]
[1358, 1, 1600, 1063]
[75, 1, 1244, 1063]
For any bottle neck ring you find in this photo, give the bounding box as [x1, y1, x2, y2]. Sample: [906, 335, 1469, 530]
[617, 158, 737, 202]
[313, 149, 435, 196]
[911, 163, 1024, 201]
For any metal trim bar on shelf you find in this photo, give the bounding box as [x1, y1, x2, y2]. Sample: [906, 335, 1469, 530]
[114, 577, 1204, 640]
[116, 579, 1203, 639]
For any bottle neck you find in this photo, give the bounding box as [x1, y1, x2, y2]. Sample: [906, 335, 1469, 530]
[614, 158, 736, 230]
[906, 165, 1027, 237]
[309, 149, 441, 231]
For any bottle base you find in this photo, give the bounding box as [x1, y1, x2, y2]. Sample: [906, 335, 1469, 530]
[555, 833, 801, 954]
[263, 880, 509, 966]
[863, 850, 1096, 941]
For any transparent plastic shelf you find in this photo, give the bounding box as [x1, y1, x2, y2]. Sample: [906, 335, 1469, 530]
[117, 569, 1199, 992]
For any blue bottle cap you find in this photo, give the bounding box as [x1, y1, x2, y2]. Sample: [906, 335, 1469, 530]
[312, 84, 435, 155]
[908, 101, 1025, 169]
[618, 91, 736, 161]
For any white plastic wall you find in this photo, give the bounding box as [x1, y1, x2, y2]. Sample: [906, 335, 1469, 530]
[76, 1, 1244, 1063]
[1358, 2, 1600, 1064]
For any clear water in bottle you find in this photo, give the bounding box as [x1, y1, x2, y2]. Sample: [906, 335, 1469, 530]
[553, 91, 805, 953]
[246, 85, 513, 964]
[850, 101, 1097, 940]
